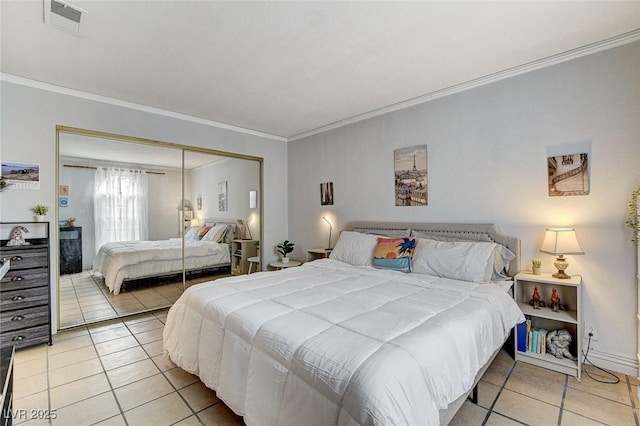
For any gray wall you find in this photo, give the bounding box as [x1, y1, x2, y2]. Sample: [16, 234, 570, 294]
[288, 42, 640, 374]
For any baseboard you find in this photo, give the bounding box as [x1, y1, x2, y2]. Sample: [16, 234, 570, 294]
[584, 348, 638, 377]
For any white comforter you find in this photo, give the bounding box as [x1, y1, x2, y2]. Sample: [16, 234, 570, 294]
[93, 239, 226, 294]
[163, 259, 524, 426]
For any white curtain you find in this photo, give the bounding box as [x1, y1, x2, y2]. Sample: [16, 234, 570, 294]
[94, 167, 149, 252]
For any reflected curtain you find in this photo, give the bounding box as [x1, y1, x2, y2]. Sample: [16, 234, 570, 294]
[94, 167, 149, 252]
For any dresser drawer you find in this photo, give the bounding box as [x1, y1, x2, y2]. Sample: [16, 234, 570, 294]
[0, 248, 47, 270]
[1, 268, 48, 292]
[0, 286, 48, 311]
[0, 324, 49, 350]
[0, 305, 49, 332]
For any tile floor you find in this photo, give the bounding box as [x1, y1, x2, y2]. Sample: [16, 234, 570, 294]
[12, 309, 640, 426]
[59, 270, 229, 329]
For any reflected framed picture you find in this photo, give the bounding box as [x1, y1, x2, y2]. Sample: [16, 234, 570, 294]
[218, 181, 227, 211]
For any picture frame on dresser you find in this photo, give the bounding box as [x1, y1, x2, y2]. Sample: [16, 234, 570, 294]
[0, 221, 52, 350]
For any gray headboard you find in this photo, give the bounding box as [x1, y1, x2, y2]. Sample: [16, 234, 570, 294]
[344, 221, 521, 277]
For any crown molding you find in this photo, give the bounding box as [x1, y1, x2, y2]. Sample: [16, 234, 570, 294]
[288, 29, 640, 141]
[0, 73, 288, 142]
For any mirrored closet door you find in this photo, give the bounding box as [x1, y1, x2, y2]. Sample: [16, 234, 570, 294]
[57, 127, 262, 330]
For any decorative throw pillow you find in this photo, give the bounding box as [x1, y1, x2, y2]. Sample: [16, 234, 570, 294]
[201, 224, 227, 242]
[372, 237, 416, 272]
[196, 225, 212, 240]
[184, 226, 201, 240]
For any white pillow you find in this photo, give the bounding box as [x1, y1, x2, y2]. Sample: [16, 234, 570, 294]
[329, 231, 379, 266]
[184, 226, 201, 240]
[201, 224, 227, 242]
[412, 238, 497, 283]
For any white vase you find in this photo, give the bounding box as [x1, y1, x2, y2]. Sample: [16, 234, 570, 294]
[34, 215, 45, 222]
[281, 256, 290, 264]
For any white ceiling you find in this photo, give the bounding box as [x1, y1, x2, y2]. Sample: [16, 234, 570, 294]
[2, 1, 639, 140]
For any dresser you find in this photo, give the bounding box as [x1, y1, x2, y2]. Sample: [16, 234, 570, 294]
[0, 346, 14, 426]
[0, 222, 52, 350]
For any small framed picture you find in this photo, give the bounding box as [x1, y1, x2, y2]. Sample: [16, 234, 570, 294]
[320, 182, 334, 205]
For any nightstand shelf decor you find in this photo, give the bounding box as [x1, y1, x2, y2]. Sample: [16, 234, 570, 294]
[514, 272, 582, 380]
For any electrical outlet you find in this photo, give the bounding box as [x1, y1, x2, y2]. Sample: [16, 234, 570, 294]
[583, 322, 599, 341]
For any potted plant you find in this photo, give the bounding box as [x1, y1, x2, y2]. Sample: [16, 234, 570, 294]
[276, 240, 295, 263]
[30, 204, 49, 221]
[67, 217, 77, 227]
[532, 259, 542, 275]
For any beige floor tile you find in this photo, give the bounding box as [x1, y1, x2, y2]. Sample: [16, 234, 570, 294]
[13, 356, 47, 380]
[91, 325, 133, 344]
[95, 335, 140, 356]
[13, 390, 49, 424]
[448, 400, 488, 426]
[134, 327, 163, 345]
[51, 327, 89, 342]
[505, 361, 565, 406]
[142, 340, 164, 357]
[50, 373, 111, 409]
[560, 410, 606, 426]
[127, 318, 165, 334]
[493, 388, 560, 425]
[164, 367, 200, 389]
[173, 415, 204, 426]
[93, 415, 127, 426]
[48, 358, 103, 388]
[123, 313, 158, 326]
[564, 387, 635, 425]
[13, 372, 48, 399]
[197, 402, 245, 426]
[89, 319, 125, 334]
[47, 334, 93, 355]
[114, 373, 174, 411]
[476, 380, 501, 410]
[152, 354, 177, 372]
[107, 358, 161, 389]
[100, 346, 149, 371]
[48, 344, 97, 370]
[481, 352, 514, 387]
[14, 345, 47, 364]
[51, 392, 120, 426]
[568, 371, 632, 406]
[179, 381, 220, 412]
[485, 412, 523, 426]
[124, 392, 192, 426]
[12, 417, 50, 426]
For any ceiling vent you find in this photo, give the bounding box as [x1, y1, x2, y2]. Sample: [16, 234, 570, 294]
[43, 0, 87, 37]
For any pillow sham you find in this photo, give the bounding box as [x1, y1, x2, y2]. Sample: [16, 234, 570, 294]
[329, 231, 379, 266]
[201, 224, 228, 242]
[493, 244, 516, 280]
[184, 226, 201, 240]
[372, 237, 416, 272]
[412, 238, 496, 283]
[196, 225, 212, 240]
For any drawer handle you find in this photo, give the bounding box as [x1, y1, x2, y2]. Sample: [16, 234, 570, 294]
[11, 335, 25, 341]
[11, 315, 24, 321]
[11, 295, 24, 301]
[11, 276, 23, 281]
[10, 256, 22, 261]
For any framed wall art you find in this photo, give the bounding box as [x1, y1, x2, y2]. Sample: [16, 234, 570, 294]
[394, 145, 427, 206]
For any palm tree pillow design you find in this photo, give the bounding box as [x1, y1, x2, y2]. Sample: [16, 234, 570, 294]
[372, 237, 417, 272]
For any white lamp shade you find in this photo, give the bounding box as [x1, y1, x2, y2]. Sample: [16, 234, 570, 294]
[540, 228, 584, 255]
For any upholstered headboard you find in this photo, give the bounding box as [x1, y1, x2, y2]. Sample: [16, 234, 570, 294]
[344, 221, 521, 277]
[204, 219, 240, 242]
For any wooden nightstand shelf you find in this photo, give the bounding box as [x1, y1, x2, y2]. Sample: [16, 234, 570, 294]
[514, 272, 582, 380]
[231, 239, 258, 275]
[306, 248, 332, 262]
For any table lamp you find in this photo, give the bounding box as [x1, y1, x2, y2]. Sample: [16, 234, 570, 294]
[539, 227, 584, 279]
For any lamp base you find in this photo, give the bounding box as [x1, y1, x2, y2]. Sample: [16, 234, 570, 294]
[552, 257, 571, 279]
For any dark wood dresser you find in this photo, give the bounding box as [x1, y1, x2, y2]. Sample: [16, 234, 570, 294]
[0, 346, 14, 426]
[0, 222, 52, 350]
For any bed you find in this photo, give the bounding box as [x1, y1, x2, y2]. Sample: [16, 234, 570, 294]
[163, 222, 524, 425]
[92, 220, 236, 294]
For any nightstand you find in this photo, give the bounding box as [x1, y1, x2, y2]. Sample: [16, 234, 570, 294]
[269, 260, 301, 270]
[514, 272, 582, 380]
[231, 239, 258, 275]
[306, 248, 332, 262]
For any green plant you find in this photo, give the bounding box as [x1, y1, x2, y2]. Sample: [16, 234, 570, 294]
[67, 217, 76, 222]
[276, 240, 295, 257]
[30, 204, 49, 216]
[532, 259, 542, 268]
[626, 186, 640, 246]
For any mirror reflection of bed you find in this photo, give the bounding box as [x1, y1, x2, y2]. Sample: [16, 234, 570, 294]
[57, 127, 262, 330]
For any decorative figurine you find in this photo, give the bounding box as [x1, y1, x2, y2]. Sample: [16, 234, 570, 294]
[531, 286, 541, 309]
[6, 226, 30, 246]
[546, 329, 576, 360]
[550, 288, 561, 312]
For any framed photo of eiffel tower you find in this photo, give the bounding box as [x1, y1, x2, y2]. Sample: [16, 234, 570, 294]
[394, 145, 427, 206]
[547, 153, 589, 196]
